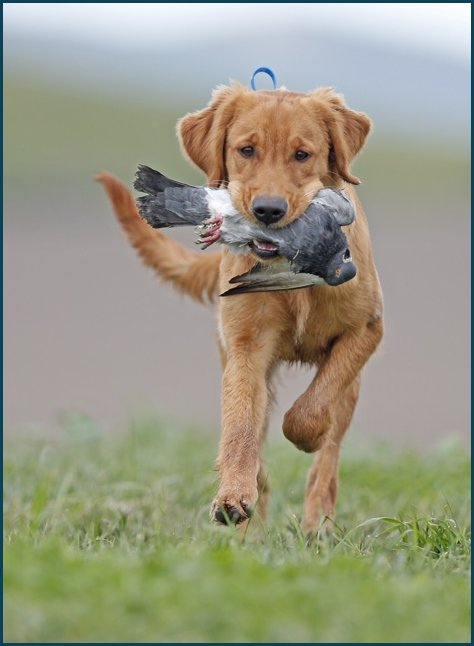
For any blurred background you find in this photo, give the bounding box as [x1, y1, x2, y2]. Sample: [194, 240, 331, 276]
[4, 3, 470, 448]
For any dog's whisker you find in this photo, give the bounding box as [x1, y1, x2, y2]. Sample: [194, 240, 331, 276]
[206, 180, 231, 189]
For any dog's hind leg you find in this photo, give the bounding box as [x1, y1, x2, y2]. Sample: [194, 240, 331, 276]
[256, 460, 270, 521]
[255, 378, 276, 522]
[301, 376, 361, 534]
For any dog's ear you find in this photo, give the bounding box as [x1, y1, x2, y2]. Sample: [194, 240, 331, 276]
[314, 89, 372, 185]
[177, 85, 242, 186]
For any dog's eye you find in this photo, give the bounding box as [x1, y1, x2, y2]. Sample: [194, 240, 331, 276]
[240, 146, 255, 158]
[295, 150, 310, 162]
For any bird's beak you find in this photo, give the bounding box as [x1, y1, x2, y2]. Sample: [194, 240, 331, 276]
[324, 260, 357, 286]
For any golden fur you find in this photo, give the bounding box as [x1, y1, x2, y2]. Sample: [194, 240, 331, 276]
[97, 83, 383, 532]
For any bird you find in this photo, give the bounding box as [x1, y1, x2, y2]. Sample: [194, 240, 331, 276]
[134, 165, 357, 295]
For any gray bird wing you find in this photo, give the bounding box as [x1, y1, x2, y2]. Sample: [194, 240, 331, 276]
[136, 195, 195, 228]
[136, 186, 210, 227]
[220, 261, 325, 296]
[162, 186, 210, 222]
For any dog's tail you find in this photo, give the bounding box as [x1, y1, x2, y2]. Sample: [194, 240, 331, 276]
[96, 172, 221, 303]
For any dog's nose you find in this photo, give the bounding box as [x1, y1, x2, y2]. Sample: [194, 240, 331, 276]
[252, 196, 288, 225]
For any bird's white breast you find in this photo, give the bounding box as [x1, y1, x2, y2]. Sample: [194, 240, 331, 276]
[205, 188, 238, 218]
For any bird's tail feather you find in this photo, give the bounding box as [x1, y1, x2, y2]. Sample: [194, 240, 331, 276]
[134, 164, 186, 194]
[96, 172, 221, 303]
[136, 195, 194, 228]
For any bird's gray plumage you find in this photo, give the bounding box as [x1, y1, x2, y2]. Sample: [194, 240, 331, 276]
[135, 165, 209, 228]
[220, 260, 327, 296]
[134, 165, 357, 295]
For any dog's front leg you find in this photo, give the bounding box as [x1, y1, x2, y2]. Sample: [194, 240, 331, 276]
[283, 317, 383, 453]
[211, 316, 277, 525]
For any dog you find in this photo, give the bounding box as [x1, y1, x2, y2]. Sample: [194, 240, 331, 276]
[97, 82, 384, 533]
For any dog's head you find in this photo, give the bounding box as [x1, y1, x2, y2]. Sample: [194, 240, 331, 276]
[178, 83, 371, 230]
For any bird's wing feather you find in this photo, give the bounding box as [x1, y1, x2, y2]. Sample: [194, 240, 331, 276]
[162, 186, 210, 222]
[228, 260, 293, 283]
[222, 261, 325, 296]
[136, 186, 209, 227]
[221, 272, 324, 296]
[136, 195, 194, 228]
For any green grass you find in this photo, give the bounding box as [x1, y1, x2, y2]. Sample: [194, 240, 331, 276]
[3, 415, 470, 643]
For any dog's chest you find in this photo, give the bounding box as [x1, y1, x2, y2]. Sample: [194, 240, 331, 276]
[280, 289, 350, 363]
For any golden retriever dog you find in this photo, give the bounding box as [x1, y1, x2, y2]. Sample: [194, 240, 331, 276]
[97, 82, 383, 533]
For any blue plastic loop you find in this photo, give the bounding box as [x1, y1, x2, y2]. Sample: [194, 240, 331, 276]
[250, 67, 277, 91]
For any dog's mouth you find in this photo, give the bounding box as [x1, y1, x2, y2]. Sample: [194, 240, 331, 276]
[249, 239, 280, 259]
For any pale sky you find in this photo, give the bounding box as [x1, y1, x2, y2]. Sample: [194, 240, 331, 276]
[4, 3, 471, 62]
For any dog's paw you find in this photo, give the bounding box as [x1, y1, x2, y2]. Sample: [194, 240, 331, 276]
[282, 404, 332, 453]
[211, 491, 256, 526]
[301, 515, 334, 537]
